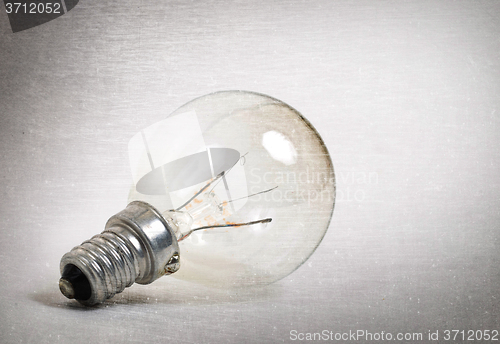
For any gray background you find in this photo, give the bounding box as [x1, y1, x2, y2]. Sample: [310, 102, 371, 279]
[0, 0, 499, 343]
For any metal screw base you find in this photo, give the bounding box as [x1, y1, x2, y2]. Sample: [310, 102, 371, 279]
[59, 201, 180, 306]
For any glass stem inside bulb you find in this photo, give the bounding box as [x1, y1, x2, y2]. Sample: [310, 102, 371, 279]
[163, 189, 273, 242]
[163, 191, 225, 241]
[162, 164, 276, 242]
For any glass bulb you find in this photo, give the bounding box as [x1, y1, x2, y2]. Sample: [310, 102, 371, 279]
[59, 91, 335, 305]
[127, 90, 335, 286]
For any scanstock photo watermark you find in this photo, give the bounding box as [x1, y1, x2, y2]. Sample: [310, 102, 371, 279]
[248, 167, 335, 206]
[290, 329, 499, 341]
[290, 330, 423, 342]
[335, 169, 378, 203]
[247, 167, 376, 206]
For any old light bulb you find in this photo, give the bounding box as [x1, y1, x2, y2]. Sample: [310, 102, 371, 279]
[59, 91, 335, 305]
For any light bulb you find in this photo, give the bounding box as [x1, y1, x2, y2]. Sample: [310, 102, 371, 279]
[59, 91, 335, 305]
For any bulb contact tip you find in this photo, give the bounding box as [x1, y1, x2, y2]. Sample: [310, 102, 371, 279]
[59, 278, 75, 299]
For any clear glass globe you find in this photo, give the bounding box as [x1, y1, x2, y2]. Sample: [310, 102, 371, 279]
[127, 91, 335, 288]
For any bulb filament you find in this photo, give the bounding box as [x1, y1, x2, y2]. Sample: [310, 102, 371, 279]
[164, 153, 276, 242]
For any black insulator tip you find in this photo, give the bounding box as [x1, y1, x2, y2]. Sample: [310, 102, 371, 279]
[60, 264, 92, 301]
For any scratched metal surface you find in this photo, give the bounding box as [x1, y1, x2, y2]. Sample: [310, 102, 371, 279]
[0, 1, 499, 343]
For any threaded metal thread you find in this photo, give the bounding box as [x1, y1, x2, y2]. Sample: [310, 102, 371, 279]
[60, 201, 180, 306]
[79, 231, 138, 297]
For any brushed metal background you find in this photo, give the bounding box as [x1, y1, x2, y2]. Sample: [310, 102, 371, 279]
[0, 1, 499, 343]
